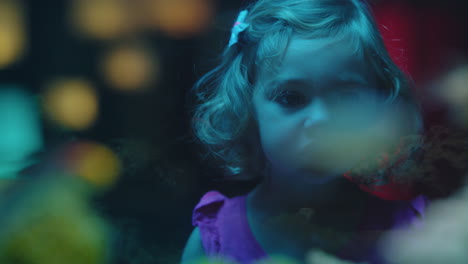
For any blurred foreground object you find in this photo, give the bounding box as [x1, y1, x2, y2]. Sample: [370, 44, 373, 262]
[432, 62, 468, 129]
[0, 176, 111, 264]
[306, 250, 364, 264]
[185, 251, 363, 264]
[299, 95, 423, 201]
[299, 96, 420, 176]
[0, 87, 42, 178]
[185, 256, 237, 264]
[380, 183, 468, 264]
[185, 255, 298, 264]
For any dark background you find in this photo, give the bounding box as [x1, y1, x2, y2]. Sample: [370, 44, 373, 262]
[1, 0, 467, 263]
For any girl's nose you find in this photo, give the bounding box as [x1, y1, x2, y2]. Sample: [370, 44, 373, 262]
[304, 97, 329, 128]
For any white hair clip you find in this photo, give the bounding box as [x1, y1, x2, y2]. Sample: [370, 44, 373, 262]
[228, 10, 250, 48]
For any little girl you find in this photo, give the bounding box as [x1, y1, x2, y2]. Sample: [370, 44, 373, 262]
[183, 0, 427, 263]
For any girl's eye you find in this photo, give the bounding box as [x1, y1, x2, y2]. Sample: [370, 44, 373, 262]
[273, 90, 307, 107]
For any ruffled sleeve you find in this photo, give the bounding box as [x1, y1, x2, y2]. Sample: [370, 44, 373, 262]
[408, 194, 429, 228]
[192, 191, 227, 255]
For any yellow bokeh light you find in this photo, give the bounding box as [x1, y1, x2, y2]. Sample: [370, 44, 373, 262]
[140, 0, 215, 38]
[70, 0, 134, 40]
[65, 142, 121, 188]
[101, 45, 158, 91]
[43, 79, 98, 131]
[0, 0, 26, 68]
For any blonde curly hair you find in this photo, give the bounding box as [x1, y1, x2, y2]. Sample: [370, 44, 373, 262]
[191, 0, 421, 182]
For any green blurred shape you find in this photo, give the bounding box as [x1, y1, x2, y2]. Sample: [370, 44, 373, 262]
[188, 256, 238, 264]
[256, 255, 301, 264]
[0, 175, 111, 264]
[306, 249, 366, 264]
[186, 255, 301, 264]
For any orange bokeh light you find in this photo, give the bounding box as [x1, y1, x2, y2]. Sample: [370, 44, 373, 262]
[139, 0, 215, 38]
[70, 0, 135, 40]
[101, 44, 159, 91]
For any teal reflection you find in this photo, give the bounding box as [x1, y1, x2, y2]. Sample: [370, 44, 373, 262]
[0, 86, 42, 178]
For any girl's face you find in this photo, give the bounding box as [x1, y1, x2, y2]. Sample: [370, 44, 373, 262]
[252, 36, 383, 184]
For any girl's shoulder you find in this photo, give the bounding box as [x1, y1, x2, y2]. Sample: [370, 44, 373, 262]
[192, 190, 229, 227]
[410, 194, 429, 218]
[183, 191, 232, 263]
[191, 190, 266, 262]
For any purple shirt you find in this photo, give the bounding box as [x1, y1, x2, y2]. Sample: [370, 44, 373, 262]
[192, 190, 427, 264]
